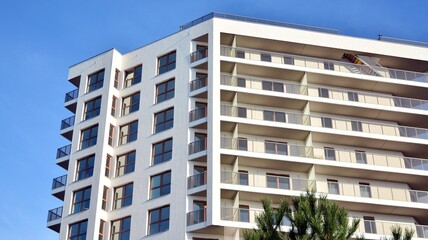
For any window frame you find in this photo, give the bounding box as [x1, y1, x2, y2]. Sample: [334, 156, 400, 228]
[264, 140, 288, 155]
[116, 151, 136, 177]
[113, 182, 134, 210]
[156, 78, 175, 103]
[150, 171, 172, 199]
[148, 205, 170, 235]
[72, 186, 91, 214]
[124, 65, 142, 88]
[321, 117, 333, 128]
[152, 138, 173, 165]
[119, 120, 138, 145]
[121, 92, 140, 116]
[87, 69, 104, 93]
[318, 88, 329, 98]
[83, 96, 102, 120]
[266, 173, 290, 189]
[76, 155, 95, 181]
[80, 125, 98, 150]
[69, 220, 88, 240]
[111, 216, 131, 240]
[154, 108, 174, 133]
[158, 51, 176, 75]
[327, 179, 340, 194]
[102, 186, 108, 211]
[324, 147, 336, 160]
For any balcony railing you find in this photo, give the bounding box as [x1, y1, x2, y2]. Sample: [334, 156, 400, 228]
[220, 137, 428, 171]
[221, 74, 428, 111]
[188, 138, 207, 155]
[221, 104, 428, 140]
[56, 144, 71, 159]
[60, 116, 75, 130]
[221, 171, 428, 204]
[47, 206, 63, 222]
[187, 172, 207, 189]
[51, 175, 67, 190]
[64, 89, 78, 102]
[220, 46, 428, 83]
[189, 107, 207, 122]
[190, 48, 208, 63]
[186, 208, 207, 226]
[190, 76, 208, 91]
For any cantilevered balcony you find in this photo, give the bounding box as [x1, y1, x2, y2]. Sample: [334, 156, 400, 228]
[220, 46, 428, 83]
[188, 138, 207, 155]
[47, 206, 62, 233]
[189, 107, 207, 129]
[190, 48, 208, 63]
[56, 144, 71, 170]
[60, 116, 75, 141]
[51, 174, 67, 200]
[187, 171, 207, 196]
[64, 89, 78, 113]
[186, 208, 207, 226]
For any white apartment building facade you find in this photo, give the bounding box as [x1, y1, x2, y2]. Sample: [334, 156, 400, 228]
[47, 13, 428, 240]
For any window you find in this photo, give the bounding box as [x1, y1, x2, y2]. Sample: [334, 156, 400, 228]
[99, 220, 105, 240]
[102, 186, 108, 210]
[327, 179, 340, 194]
[80, 125, 98, 150]
[158, 51, 176, 74]
[324, 62, 334, 70]
[265, 141, 288, 155]
[116, 151, 136, 177]
[150, 171, 171, 199]
[111, 217, 131, 240]
[359, 182, 372, 198]
[87, 69, 104, 93]
[113, 183, 133, 209]
[284, 56, 294, 65]
[239, 205, 250, 222]
[236, 50, 245, 58]
[108, 124, 114, 146]
[266, 173, 290, 189]
[124, 65, 142, 88]
[263, 110, 286, 122]
[324, 147, 336, 160]
[148, 205, 170, 235]
[83, 96, 101, 120]
[69, 220, 88, 240]
[72, 187, 91, 213]
[119, 121, 138, 145]
[363, 216, 376, 234]
[237, 107, 247, 118]
[238, 137, 248, 151]
[122, 92, 140, 116]
[262, 81, 284, 92]
[237, 77, 246, 87]
[114, 69, 120, 89]
[105, 155, 111, 177]
[355, 150, 367, 164]
[321, 117, 333, 128]
[351, 120, 363, 132]
[154, 108, 174, 133]
[111, 96, 117, 117]
[76, 155, 95, 181]
[152, 138, 173, 165]
[191, 201, 207, 224]
[318, 88, 329, 98]
[348, 91, 359, 102]
[238, 170, 248, 185]
[261, 53, 271, 62]
[156, 79, 175, 103]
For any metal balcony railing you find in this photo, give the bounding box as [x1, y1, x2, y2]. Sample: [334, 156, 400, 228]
[56, 144, 71, 159]
[64, 89, 78, 102]
[220, 46, 428, 83]
[187, 172, 207, 189]
[188, 138, 207, 155]
[186, 208, 207, 226]
[51, 175, 67, 190]
[189, 107, 207, 122]
[47, 206, 63, 222]
[60, 116, 75, 130]
[190, 76, 208, 91]
[190, 48, 208, 63]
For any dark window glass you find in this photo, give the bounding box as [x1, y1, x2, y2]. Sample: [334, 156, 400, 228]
[318, 88, 329, 98]
[105, 155, 111, 178]
[363, 216, 376, 234]
[324, 62, 334, 70]
[84, 97, 102, 120]
[150, 171, 171, 199]
[116, 151, 136, 177]
[238, 138, 247, 151]
[351, 120, 363, 132]
[239, 205, 250, 222]
[111, 96, 117, 117]
[284, 56, 294, 65]
[324, 147, 336, 160]
[124, 65, 142, 88]
[72, 187, 91, 213]
[76, 155, 95, 181]
[266, 174, 290, 189]
[148, 206, 170, 235]
[69, 220, 88, 240]
[238, 170, 248, 185]
[265, 141, 288, 155]
[108, 125, 114, 146]
[114, 69, 120, 89]
[237, 77, 246, 87]
[119, 121, 138, 145]
[355, 150, 367, 164]
[348, 91, 359, 102]
[263, 110, 286, 122]
[113, 183, 133, 209]
[80, 125, 98, 150]
[321, 117, 333, 128]
[158, 51, 176, 74]
[154, 108, 174, 133]
[87, 70, 104, 92]
[153, 138, 173, 165]
[156, 79, 175, 103]
[111, 217, 131, 240]
[236, 50, 245, 58]
[261, 53, 271, 62]
[122, 92, 140, 116]
[237, 107, 247, 118]
[99, 219, 105, 240]
[102, 186, 108, 211]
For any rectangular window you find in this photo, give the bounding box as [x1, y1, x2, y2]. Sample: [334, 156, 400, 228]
[327, 179, 340, 194]
[237, 107, 247, 118]
[124, 65, 142, 88]
[318, 88, 329, 98]
[69, 220, 88, 240]
[237, 77, 246, 87]
[119, 121, 138, 145]
[355, 150, 367, 164]
[324, 62, 334, 70]
[76, 155, 95, 181]
[363, 216, 377, 234]
[102, 186, 108, 211]
[80, 125, 98, 150]
[265, 141, 288, 155]
[261, 53, 271, 62]
[154, 108, 174, 133]
[321, 117, 333, 128]
[83, 96, 102, 120]
[238, 137, 248, 151]
[150, 171, 171, 199]
[108, 124, 114, 146]
[72, 187, 91, 213]
[99, 219, 105, 240]
[266, 173, 290, 189]
[114, 69, 120, 89]
[284, 56, 294, 65]
[116, 151, 136, 177]
[236, 50, 245, 58]
[156, 79, 175, 103]
[122, 92, 140, 116]
[158, 51, 176, 74]
[324, 147, 336, 160]
[87, 69, 104, 93]
[105, 154, 111, 178]
[111, 96, 117, 117]
[263, 110, 286, 122]
[111, 217, 131, 240]
[148, 205, 170, 235]
[348, 91, 359, 102]
[238, 170, 248, 185]
[114, 183, 133, 209]
[152, 138, 173, 165]
[359, 182, 372, 198]
[351, 120, 363, 132]
[239, 205, 250, 222]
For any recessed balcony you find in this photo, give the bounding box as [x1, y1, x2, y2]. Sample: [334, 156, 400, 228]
[56, 144, 71, 170]
[186, 208, 207, 226]
[189, 107, 207, 129]
[189, 76, 208, 98]
[188, 138, 207, 161]
[60, 116, 75, 141]
[190, 48, 208, 69]
[187, 172, 207, 196]
[51, 174, 67, 200]
[46, 206, 62, 233]
[64, 89, 78, 113]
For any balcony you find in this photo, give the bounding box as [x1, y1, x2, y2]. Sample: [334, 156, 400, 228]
[220, 46, 428, 83]
[190, 76, 208, 92]
[64, 89, 78, 113]
[189, 138, 207, 155]
[186, 208, 207, 226]
[190, 48, 208, 63]
[51, 174, 67, 200]
[56, 144, 71, 170]
[46, 206, 62, 233]
[60, 116, 75, 141]
[187, 172, 207, 189]
[189, 107, 207, 129]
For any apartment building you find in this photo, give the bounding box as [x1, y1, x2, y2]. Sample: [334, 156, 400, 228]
[47, 13, 428, 240]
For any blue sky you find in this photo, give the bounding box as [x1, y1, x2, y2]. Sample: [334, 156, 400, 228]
[1, 0, 428, 239]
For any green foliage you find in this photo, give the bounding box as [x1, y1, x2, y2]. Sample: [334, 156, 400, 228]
[382, 225, 414, 240]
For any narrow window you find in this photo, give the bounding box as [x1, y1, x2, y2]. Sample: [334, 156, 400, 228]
[111, 96, 117, 117]
[108, 124, 114, 146]
[102, 186, 108, 211]
[363, 216, 377, 234]
[114, 69, 120, 89]
[158, 51, 176, 74]
[99, 219, 105, 240]
[148, 206, 170, 235]
[105, 154, 111, 178]
[113, 183, 133, 209]
[238, 170, 248, 185]
[238, 137, 248, 151]
[237, 107, 247, 118]
[239, 205, 250, 222]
